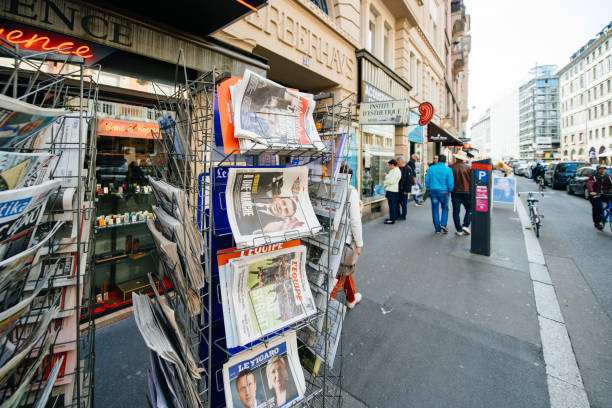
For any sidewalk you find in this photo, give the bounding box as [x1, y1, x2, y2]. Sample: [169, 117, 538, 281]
[340, 201, 549, 407]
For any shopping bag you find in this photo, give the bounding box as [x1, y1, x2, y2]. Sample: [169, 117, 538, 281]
[338, 241, 359, 277]
[411, 185, 421, 195]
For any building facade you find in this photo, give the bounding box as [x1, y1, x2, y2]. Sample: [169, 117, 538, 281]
[559, 20, 612, 165]
[518, 65, 560, 161]
[470, 109, 491, 158]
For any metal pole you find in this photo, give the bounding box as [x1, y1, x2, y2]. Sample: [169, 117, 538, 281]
[76, 62, 84, 406]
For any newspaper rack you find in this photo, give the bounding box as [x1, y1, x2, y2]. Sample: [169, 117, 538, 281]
[0, 41, 99, 407]
[137, 49, 356, 408]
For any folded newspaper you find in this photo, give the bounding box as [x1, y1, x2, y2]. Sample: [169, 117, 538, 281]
[218, 242, 316, 348]
[0, 94, 67, 148]
[226, 167, 322, 249]
[222, 331, 306, 408]
[0, 180, 61, 263]
[231, 70, 324, 153]
[0, 151, 53, 191]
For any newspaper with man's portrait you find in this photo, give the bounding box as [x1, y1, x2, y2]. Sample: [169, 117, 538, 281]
[226, 245, 316, 347]
[0, 94, 66, 149]
[226, 167, 322, 249]
[231, 70, 324, 153]
[222, 331, 306, 408]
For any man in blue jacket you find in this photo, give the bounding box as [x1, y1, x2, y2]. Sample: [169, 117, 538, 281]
[425, 154, 454, 234]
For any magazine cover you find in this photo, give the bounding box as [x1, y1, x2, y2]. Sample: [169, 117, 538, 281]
[0, 180, 61, 262]
[0, 152, 53, 191]
[222, 331, 306, 408]
[228, 245, 316, 346]
[232, 70, 319, 149]
[226, 167, 322, 248]
[0, 94, 66, 148]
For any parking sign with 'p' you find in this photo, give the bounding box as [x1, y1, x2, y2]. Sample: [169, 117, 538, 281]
[476, 170, 488, 183]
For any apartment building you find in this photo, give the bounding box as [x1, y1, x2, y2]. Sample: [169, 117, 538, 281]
[559, 20, 612, 165]
[518, 65, 560, 161]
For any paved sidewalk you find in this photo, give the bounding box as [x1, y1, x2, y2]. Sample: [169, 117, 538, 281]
[340, 200, 549, 407]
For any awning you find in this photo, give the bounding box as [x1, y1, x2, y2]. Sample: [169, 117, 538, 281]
[95, 0, 268, 37]
[427, 122, 463, 146]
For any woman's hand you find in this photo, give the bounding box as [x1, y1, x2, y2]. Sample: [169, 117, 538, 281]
[356, 246, 362, 255]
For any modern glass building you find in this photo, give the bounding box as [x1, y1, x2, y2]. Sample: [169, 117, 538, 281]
[518, 65, 560, 160]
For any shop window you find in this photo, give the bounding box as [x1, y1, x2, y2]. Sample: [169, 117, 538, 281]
[383, 24, 391, 66]
[311, 0, 329, 14]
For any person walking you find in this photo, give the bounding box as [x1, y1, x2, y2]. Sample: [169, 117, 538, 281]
[450, 150, 472, 236]
[397, 156, 416, 220]
[383, 159, 401, 224]
[425, 154, 454, 234]
[408, 154, 424, 206]
[331, 165, 363, 309]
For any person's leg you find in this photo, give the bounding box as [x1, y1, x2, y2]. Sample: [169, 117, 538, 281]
[385, 191, 392, 221]
[590, 196, 603, 225]
[344, 275, 356, 303]
[399, 193, 407, 219]
[430, 190, 441, 231]
[440, 192, 450, 228]
[330, 277, 344, 299]
[390, 192, 399, 221]
[451, 192, 461, 231]
[460, 192, 471, 227]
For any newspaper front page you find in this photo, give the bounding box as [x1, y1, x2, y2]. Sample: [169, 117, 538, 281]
[222, 331, 306, 408]
[0, 94, 66, 149]
[226, 167, 321, 249]
[0, 152, 53, 191]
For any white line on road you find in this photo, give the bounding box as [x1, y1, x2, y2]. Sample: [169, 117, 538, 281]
[516, 197, 590, 408]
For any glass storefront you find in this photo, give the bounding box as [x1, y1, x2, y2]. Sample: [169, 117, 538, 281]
[362, 128, 395, 202]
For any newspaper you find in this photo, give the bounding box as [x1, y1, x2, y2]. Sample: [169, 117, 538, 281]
[152, 206, 204, 291]
[0, 152, 52, 191]
[0, 94, 66, 149]
[222, 331, 306, 408]
[46, 115, 87, 188]
[294, 132, 347, 182]
[33, 356, 64, 408]
[0, 180, 61, 263]
[146, 219, 201, 316]
[309, 173, 350, 232]
[132, 293, 200, 408]
[227, 245, 316, 347]
[232, 70, 324, 153]
[298, 295, 345, 369]
[226, 167, 322, 249]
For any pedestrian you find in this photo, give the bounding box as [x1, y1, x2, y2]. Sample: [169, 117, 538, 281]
[586, 164, 612, 230]
[396, 156, 417, 220]
[428, 155, 439, 167]
[331, 165, 363, 309]
[408, 154, 424, 206]
[424, 154, 454, 234]
[450, 150, 472, 236]
[383, 159, 401, 224]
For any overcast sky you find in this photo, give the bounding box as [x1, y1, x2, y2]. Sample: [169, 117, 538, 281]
[465, 0, 612, 135]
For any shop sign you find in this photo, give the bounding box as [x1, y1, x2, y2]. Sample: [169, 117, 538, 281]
[0, 22, 113, 64]
[406, 111, 423, 143]
[359, 99, 408, 125]
[97, 119, 159, 139]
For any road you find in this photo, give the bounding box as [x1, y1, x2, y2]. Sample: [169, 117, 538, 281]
[517, 176, 612, 408]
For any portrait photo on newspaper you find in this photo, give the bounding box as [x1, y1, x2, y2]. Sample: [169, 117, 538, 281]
[226, 167, 321, 248]
[223, 331, 306, 408]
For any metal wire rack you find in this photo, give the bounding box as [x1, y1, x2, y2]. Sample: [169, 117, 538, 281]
[0, 40, 98, 407]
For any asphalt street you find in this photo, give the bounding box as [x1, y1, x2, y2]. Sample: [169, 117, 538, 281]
[517, 176, 612, 408]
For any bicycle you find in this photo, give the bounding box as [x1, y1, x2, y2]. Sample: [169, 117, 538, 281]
[519, 191, 544, 238]
[594, 193, 612, 232]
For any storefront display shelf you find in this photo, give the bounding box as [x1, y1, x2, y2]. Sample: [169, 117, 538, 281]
[95, 220, 147, 230]
[94, 246, 155, 265]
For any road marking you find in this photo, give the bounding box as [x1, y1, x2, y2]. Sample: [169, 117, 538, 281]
[516, 197, 590, 408]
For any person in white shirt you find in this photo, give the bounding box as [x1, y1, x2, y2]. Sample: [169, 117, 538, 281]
[383, 159, 401, 224]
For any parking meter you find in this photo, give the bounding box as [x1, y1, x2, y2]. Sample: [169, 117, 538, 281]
[470, 158, 492, 256]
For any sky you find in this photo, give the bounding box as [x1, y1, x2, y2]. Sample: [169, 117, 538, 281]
[465, 0, 612, 136]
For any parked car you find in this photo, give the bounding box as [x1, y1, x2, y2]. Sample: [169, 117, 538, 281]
[514, 162, 529, 176]
[567, 166, 612, 198]
[544, 161, 589, 189]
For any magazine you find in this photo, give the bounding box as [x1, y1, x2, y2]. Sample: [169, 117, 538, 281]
[0, 180, 61, 262]
[228, 245, 316, 347]
[225, 167, 322, 248]
[217, 240, 315, 350]
[222, 331, 306, 408]
[0, 151, 53, 191]
[232, 70, 323, 153]
[0, 94, 66, 148]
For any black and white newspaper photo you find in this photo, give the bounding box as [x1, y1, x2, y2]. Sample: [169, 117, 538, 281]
[232, 70, 322, 151]
[0, 94, 66, 149]
[227, 245, 316, 346]
[226, 167, 322, 248]
[223, 331, 306, 408]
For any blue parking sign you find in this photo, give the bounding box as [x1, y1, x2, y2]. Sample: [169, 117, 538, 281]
[476, 170, 488, 183]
